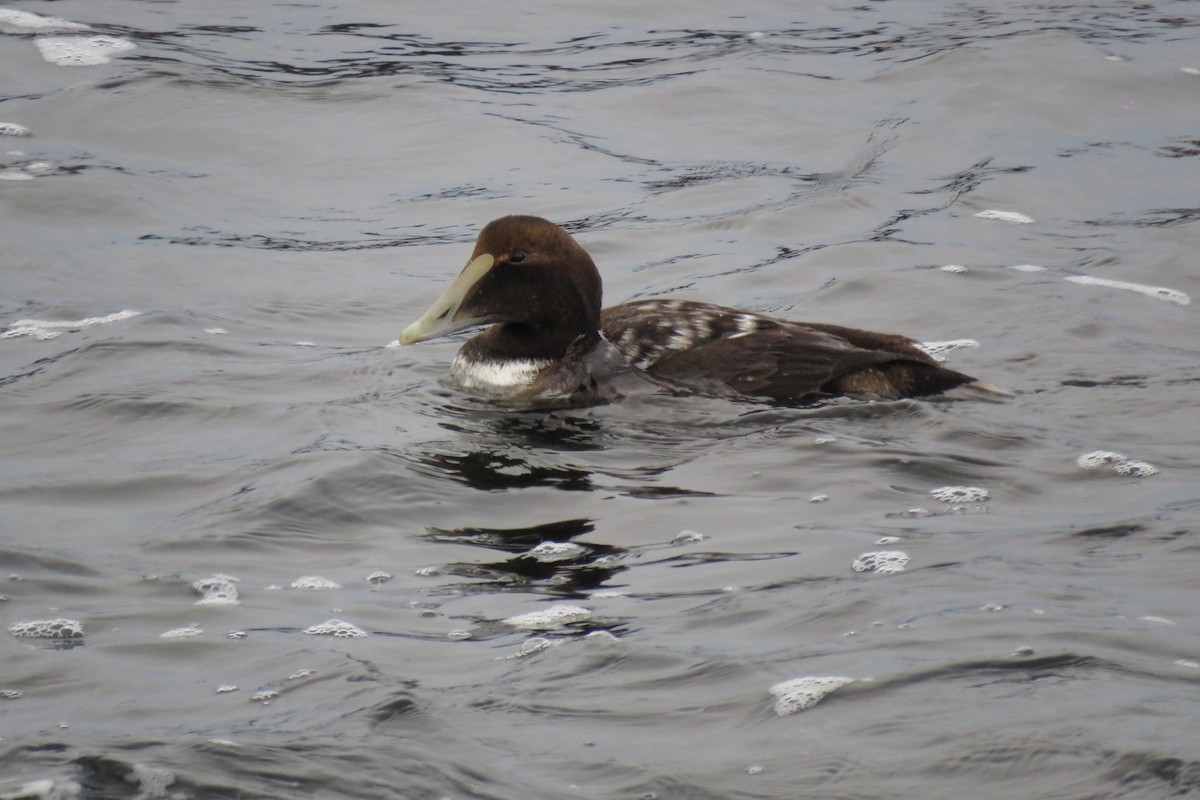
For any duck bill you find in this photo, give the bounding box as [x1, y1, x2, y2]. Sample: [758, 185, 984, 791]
[399, 253, 496, 345]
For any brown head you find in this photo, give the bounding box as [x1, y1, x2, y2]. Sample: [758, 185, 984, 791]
[400, 216, 603, 360]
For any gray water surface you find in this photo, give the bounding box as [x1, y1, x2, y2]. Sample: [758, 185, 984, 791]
[3, 1, 1199, 798]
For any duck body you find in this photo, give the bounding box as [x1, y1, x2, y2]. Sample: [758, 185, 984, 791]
[400, 215, 989, 406]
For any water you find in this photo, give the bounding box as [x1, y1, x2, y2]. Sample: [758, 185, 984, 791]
[3, 1, 1199, 797]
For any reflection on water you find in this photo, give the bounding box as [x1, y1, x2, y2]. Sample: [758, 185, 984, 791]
[426, 517, 624, 595]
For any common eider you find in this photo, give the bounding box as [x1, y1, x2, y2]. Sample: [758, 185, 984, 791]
[400, 215, 996, 405]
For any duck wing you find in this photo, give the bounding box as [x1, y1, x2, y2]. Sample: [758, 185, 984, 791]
[601, 300, 977, 403]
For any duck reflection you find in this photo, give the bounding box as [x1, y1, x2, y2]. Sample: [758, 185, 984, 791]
[425, 517, 624, 595]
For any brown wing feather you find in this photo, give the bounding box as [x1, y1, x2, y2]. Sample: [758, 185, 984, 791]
[601, 300, 977, 403]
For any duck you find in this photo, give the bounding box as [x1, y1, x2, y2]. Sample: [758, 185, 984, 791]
[399, 215, 995, 406]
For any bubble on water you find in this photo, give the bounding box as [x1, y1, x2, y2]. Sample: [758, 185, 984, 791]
[1, 689, 23, 700]
[814, 435, 837, 444]
[303, 619, 367, 638]
[414, 566, 440, 577]
[503, 604, 592, 630]
[1076, 450, 1158, 477]
[1113, 460, 1158, 477]
[366, 571, 393, 585]
[1012, 645, 1036, 657]
[591, 590, 626, 599]
[1076, 450, 1126, 470]
[251, 689, 279, 703]
[35, 35, 137, 66]
[875, 536, 902, 546]
[1010, 263, 1047, 272]
[852, 551, 910, 574]
[809, 494, 829, 504]
[981, 603, 1005, 612]
[192, 575, 239, 605]
[930, 485, 989, 504]
[1139, 615, 1175, 626]
[0, 9, 90, 32]
[216, 685, 238, 694]
[939, 264, 968, 274]
[160, 623, 203, 639]
[0, 122, 32, 137]
[288, 670, 315, 681]
[769, 676, 855, 716]
[500, 637, 563, 659]
[1, 309, 140, 341]
[290, 576, 341, 590]
[227, 630, 248, 640]
[203, 327, 227, 335]
[1064, 275, 1189, 306]
[447, 629, 471, 641]
[975, 209, 1035, 224]
[671, 530, 707, 545]
[525, 541, 586, 561]
[8, 618, 84, 640]
[916, 339, 979, 361]
[1177, 659, 1199, 669]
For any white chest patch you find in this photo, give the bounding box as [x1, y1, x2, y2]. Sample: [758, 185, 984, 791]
[451, 354, 551, 394]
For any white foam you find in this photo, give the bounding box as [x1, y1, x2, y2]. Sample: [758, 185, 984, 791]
[975, 209, 1035, 224]
[671, 530, 707, 545]
[1063, 275, 1190, 306]
[192, 575, 240, 605]
[1010, 263, 1047, 272]
[303, 619, 367, 638]
[1076, 450, 1158, 477]
[160, 624, 203, 639]
[8, 618, 85, 640]
[917, 339, 979, 361]
[939, 264, 968, 274]
[1076, 450, 1126, 470]
[366, 571, 393, 584]
[1112, 459, 1158, 477]
[0, 9, 89, 32]
[2, 309, 140, 340]
[499, 636, 564, 659]
[290, 575, 342, 590]
[525, 542, 586, 561]
[930, 485, 990, 503]
[769, 676, 855, 716]
[36, 35, 136, 67]
[0, 122, 32, 137]
[503, 604, 592, 630]
[852, 550, 910, 574]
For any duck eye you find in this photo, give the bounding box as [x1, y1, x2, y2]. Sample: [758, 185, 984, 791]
[509, 250, 527, 264]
